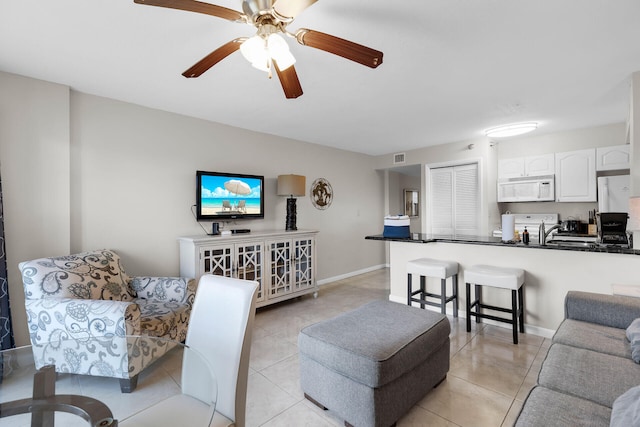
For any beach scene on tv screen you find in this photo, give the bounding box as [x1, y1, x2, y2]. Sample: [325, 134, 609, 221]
[200, 175, 262, 216]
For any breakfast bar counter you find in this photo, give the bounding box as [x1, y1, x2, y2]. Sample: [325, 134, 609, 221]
[366, 234, 640, 335]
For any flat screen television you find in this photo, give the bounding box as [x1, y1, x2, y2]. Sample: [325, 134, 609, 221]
[196, 170, 265, 220]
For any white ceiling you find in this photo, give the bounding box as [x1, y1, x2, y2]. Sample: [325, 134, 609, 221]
[2, 1, 640, 156]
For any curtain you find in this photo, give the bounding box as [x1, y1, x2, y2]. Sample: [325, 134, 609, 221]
[0, 171, 15, 351]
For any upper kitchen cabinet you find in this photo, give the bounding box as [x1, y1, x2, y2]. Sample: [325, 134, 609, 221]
[498, 154, 555, 179]
[596, 144, 630, 171]
[555, 149, 596, 202]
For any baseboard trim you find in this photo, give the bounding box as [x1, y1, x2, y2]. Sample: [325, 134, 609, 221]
[388, 294, 556, 339]
[317, 264, 388, 286]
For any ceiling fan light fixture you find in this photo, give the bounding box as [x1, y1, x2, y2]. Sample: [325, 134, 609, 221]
[267, 33, 296, 70]
[240, 32, 296, 72]
[240, 35, 268, 69]
[485, 122, 538, 138]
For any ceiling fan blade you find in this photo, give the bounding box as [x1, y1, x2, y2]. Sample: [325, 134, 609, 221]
[133, 0, 245, 22]
[272, 0, 318, 20]
[182, 38, 245, 78]
[295, 29, 383, 69]
[274, 62, 303, 99]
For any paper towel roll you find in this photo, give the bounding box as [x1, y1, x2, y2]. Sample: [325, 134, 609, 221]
[502, 214, 515, 242]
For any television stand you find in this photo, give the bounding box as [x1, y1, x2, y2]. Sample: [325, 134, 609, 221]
[178, 230, 318, 308]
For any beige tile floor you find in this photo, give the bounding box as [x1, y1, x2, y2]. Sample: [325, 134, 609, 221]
[246, 268, 551, 427]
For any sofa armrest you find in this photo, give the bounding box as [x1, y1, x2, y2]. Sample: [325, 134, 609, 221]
[564, 291, 640, 329]
[131, 277, 196, 305]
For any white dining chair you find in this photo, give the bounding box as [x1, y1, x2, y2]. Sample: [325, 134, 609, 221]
[120, 274, 259, 427]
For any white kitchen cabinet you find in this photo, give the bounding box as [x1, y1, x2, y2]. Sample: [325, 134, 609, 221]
[179, 230, 318, 307]
[555, 149, 596, 202]
[497, 158, 525, 178]
[498, 154, 555, 178]
[596, 144, 630, 171]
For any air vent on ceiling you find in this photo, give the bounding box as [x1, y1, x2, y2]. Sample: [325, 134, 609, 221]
[393, 153, 406, 164]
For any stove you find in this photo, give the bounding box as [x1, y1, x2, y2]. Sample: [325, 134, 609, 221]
[493, 213, 559, 241]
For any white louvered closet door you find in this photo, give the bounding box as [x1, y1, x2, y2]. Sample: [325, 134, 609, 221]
[430, 163, 479, 235]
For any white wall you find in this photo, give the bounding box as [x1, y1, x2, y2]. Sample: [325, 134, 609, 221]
[1, 72, 386, 346]
[0, 72, 71, 346]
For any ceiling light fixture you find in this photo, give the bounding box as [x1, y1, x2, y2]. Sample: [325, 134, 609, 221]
[239, 24, 296, 74]
[484, 122, 538, 138]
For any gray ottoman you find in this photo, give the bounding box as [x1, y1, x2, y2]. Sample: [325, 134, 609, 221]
[298, 300, 450, 427]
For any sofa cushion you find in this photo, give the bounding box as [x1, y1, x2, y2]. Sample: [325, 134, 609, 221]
[538, 343, 640, 408]
[553, 319, 630, 359]
[298, 300, 450, 388]
[515, 386, 611, 427]
[610, 385, 640, 427]
[564, 291, 640, 329]
[626, 318, 640, 363]
[138, 300, 191, 341]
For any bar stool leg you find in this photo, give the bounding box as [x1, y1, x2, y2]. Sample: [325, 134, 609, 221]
[419, 276, 426, 309]
[440, 278, 446, 315]
[452, 274, 458, 318]
[518, 286, 525, 333]
[511, 289, 518, 344]
[407, 273, 412, 306]
[475, 284, 482, 324]
[466, 282, 471, 332]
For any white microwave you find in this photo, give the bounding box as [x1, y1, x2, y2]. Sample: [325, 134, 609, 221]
[497, 175, 555, 202]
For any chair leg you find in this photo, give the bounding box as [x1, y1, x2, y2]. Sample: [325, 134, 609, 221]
[440, 278, 446, 314]
[419, 275, 426, 309]
[120, 375, 138, 393]
[511, 290, 518, 344]
[518, 285, 525, 333]
[466, 282, 471, 332]
[452, 274, 459, 318]
[407, 273, 412, 306]
[475, 285, 482, 324]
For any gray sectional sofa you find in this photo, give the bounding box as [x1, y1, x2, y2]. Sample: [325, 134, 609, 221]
[515, 291, 640, 426]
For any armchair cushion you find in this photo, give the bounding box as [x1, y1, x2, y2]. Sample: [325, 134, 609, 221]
[20, 249, 135, 301]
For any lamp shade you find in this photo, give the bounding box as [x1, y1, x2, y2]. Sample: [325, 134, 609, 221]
[629, 197, 640, 230]
[277, 175, 306, 197]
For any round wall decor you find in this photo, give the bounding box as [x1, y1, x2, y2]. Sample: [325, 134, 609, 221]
[310, 178, 333, 210]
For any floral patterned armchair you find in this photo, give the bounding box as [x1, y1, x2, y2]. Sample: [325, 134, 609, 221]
[19, 249, 197, 392]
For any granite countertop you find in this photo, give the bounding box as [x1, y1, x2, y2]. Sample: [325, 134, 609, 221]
[365, 233, 640, 255]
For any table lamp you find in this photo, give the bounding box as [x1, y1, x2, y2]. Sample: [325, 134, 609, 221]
[629, 196, 640, 249]
[277, 174, 306, 231]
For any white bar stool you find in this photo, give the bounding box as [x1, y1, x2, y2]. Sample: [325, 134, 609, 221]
[465, 264, 525, 344]
[407, 258, 459, 317]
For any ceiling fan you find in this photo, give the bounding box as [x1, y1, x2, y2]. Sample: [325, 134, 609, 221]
[133, 0, 383, 99]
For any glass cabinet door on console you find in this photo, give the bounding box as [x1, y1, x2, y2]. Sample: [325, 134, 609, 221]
[200, 245, 233, 277]
[267, 240, 292, 299]
[199, 243, 265, 303]
[293, 237, 314, 293]
[235, 242, 264, 302]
